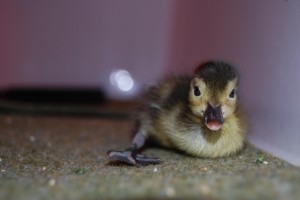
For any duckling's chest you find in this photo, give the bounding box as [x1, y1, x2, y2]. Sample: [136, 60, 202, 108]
[162, 120, 244, 158]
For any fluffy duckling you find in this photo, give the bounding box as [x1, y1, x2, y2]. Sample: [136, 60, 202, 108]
[108, 61, 246, 166]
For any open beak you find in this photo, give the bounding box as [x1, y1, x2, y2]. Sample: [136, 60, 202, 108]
[204, 105, 224, 131]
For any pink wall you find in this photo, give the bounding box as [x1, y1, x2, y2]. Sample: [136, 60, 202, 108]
[0, 0, 172, 98]
[0, 1, 24, 87]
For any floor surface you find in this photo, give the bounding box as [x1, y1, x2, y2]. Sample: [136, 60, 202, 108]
[0, 102, 300, 200]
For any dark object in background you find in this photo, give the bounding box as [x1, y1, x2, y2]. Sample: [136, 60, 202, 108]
[0, 87, 106, 104]
[0, 87, 131, 119]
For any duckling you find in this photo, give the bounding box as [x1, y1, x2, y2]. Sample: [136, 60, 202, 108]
[107, 61, 246, 166]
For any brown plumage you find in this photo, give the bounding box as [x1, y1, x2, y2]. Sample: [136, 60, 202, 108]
[108, 61, 247, 166]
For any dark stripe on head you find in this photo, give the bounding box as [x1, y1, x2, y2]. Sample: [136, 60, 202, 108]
[195, 61, 238, 91]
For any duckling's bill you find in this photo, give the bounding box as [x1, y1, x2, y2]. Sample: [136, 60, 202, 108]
[205, 120, 223, 131]
[203, 105, 224, 131]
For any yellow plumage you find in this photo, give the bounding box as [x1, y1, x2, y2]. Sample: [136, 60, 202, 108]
[138, 61, 246, 158]
[108, 61, 247, 166]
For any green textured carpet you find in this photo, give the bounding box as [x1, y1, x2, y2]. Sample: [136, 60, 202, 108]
[0, 104, 300, 200]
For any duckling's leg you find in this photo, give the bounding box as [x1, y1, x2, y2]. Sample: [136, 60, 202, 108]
[107, 131, 161, 166]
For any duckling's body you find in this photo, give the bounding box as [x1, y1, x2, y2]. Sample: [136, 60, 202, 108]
[108, 61, 246, 166]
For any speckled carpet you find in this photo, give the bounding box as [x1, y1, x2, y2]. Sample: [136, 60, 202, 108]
[0, 101, 300, 200]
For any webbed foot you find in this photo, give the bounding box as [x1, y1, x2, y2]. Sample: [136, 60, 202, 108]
[107, 149, 161, 166]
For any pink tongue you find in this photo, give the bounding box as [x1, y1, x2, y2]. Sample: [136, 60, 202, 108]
[205, 120, 222, 131]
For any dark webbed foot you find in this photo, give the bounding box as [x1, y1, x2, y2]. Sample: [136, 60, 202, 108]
[107, 149, 161, 166]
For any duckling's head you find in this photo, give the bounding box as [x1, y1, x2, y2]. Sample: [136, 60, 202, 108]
[189, 61, 238, 131]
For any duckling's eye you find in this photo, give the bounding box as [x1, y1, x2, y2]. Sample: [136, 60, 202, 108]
[194, 86, 201, 96]
[229, 89, 236, 98]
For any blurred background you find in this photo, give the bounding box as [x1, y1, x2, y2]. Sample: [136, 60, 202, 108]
[1, 0, 300, 166]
